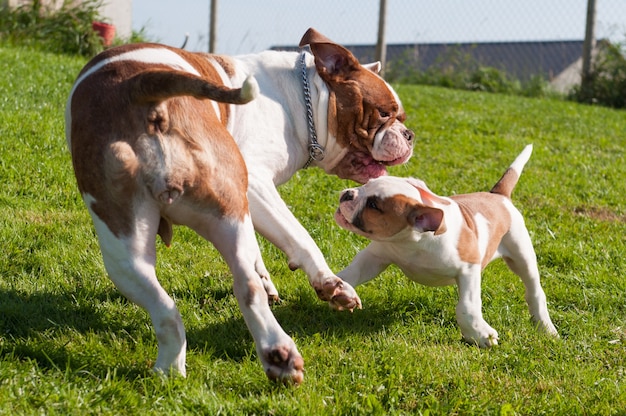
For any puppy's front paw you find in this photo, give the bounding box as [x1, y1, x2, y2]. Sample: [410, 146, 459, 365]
[314, 277, 362, 312]
[261, 342, 305, 385]
[462, 325, 499, 348]
[535, 319, 559, 338]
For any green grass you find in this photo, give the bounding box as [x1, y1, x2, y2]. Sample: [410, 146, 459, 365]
[0, 44, 625, 415]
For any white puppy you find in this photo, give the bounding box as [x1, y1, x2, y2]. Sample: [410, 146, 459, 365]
[335, 145, 558, 347]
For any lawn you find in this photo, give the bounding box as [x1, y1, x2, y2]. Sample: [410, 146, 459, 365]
[0, 44, 624, 415]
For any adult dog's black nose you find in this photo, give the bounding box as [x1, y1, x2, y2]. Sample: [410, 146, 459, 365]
[403, 128, 415, 143]
[340, 190, 355, 202]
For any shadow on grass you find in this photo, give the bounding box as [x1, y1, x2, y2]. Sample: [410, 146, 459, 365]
[185, 283, 459, 361]
[184, 295, 407, 359]
[0, 282, 456, 379]
[0, 287, 126, 335]
[0, 287, 151, 379]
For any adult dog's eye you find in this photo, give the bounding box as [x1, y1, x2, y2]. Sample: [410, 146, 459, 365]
[379, 110, 390, 118]
[366, 197, 380, 211]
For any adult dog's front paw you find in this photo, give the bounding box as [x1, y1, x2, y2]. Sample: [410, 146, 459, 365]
[314, 277, 362, 312]
[260, 274, 280, 304]
[261, 342, 305, 385]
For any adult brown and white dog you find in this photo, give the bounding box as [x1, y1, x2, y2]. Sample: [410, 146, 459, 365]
[335, 145, 558, 347]
[65, 28, 413, 382]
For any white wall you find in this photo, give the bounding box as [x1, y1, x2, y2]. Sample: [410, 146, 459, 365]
[100, 0, 132, 39]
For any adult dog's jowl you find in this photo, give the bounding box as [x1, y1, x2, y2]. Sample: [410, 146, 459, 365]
[65, 28, 414, 383]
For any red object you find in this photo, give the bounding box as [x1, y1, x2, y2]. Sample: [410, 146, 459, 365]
[92, 21, 116, 47]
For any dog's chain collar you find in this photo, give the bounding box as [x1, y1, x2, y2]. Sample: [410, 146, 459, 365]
[299, 52, 325, 169]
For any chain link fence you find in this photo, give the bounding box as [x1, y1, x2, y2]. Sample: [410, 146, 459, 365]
[209, 0, 625, 92]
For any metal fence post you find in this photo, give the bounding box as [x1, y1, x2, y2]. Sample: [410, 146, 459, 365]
[375, 0, 387, 78]
[581, 0, 597, 92]
[209, 0, 218, 53]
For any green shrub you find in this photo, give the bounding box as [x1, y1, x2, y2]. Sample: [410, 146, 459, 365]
[386, 45, 551, 98]
[467, 66, 518, 93]
[0, 0, 104, 56]
[570, 39, 626, 109]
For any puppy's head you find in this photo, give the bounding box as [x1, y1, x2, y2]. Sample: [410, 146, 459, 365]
[299, 28, 414, 184]
[335, 177, 447, 241]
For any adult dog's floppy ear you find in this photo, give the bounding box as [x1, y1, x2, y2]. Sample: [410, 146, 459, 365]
[299, 28, 360, 79]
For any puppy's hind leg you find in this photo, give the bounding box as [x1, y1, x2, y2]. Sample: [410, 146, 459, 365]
[87, 199, 187, 376]
[501, 215, 558, 337]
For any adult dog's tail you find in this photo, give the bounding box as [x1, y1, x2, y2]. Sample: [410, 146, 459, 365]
[490, 144, 533, 198]
[127, 70, 259, 105]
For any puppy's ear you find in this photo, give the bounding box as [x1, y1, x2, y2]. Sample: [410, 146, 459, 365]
[362, 62, 382, 74]
[405, 178, 451, 207]
[409, 206, 447, 235]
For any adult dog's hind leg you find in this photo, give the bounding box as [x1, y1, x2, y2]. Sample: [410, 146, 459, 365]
[87, 199, 187, 376]
[197, 214, 304, 384]
[252, 248, 280, 303]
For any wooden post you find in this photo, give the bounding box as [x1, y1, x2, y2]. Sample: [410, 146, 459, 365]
[209, 0, 218, 53]
[375, 0, 387, 78]
[581, 0, 597, 93]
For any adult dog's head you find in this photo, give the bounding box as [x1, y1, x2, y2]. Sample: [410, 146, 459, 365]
[299, 28, 414, 184]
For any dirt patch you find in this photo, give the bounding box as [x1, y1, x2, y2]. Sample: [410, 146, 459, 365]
[574, 206, 626, 223]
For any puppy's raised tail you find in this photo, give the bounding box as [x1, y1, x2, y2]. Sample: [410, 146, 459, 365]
[127, 70, 259, 105]
[490, 144, 533, 198]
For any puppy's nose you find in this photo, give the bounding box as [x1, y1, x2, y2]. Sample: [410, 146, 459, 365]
[340, 189, 356, 202]
[403, 128, 414, 143]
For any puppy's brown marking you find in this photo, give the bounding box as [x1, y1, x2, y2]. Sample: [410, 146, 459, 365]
[490, 168, 520, 198]
[358, 194, 416, 237]
[452, 194, 512, 268]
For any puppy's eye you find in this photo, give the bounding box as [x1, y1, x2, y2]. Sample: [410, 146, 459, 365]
[379, 110, 390, 118]
[366, 197, 380, 211]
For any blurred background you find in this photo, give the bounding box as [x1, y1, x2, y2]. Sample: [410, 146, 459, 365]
[131, 1, 625, 55]
[130, 0, 626, 94]
[2, 0, 624, 102]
